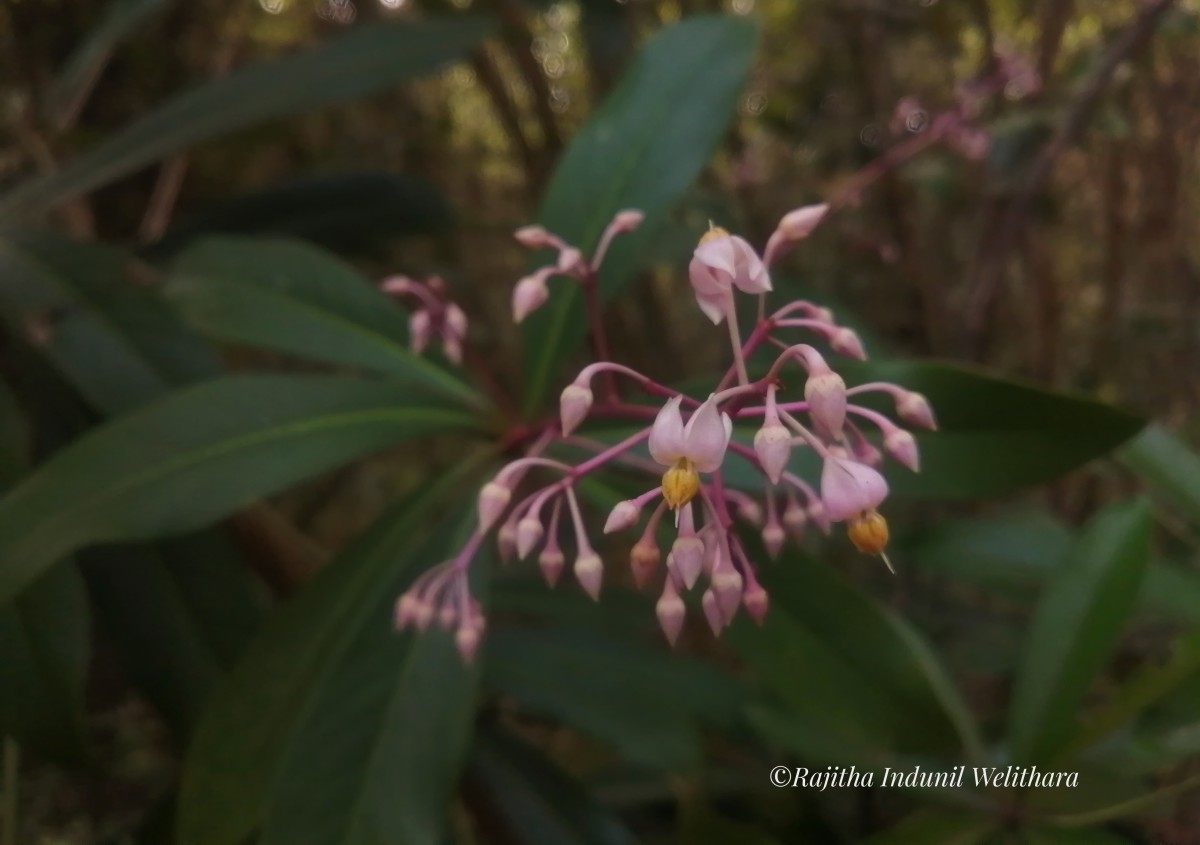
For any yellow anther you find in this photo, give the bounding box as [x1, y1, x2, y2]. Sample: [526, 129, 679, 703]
[699, 226, 730, 245]
[848, 509, 889, 555]
[661, 457, 701, 509]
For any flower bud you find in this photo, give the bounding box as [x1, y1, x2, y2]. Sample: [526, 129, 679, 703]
[734, 497, 763, 526]
[762, 522, 785, 560]
[394, 593, 421, 629]
[559, 383, 593, 436]
[777, 203, 829, 241]
[782, 498, 807, 537]
[742, 583, 769, 624]
[556, 246, 586, 275]
[512, 272, 550, 323]
[611, 209, 645, 232]
[455, 619, 485, 662]
[805, 371, 848, 441]
[538, 547, 565, 587]
[896, 391, 937, 430]
[409, 309, 432, 354]
[711, 567, 744, 619]
[884, 429, 920, 472]
[670, 536, 705, 590]
[516, 516, 544, 559]
[852, 438, 883, 469]
[444, 303, 467, 340]
[830, 328, 867, 361]
[821, 456, 888, 523]
[514, 224, 554, 249]
[574, 551, 603, 600]
[497, 520, 517, 564]
[656, 580, 686, 646]
[604, 499, 641, 534]
[702, 589, 725, 635]
[477, 482, 511, 531]
[630, 539, 661, 589]
[753, 423, 792, 484]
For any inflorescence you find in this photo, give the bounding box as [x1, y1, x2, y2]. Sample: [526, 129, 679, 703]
[391, 204, 936, 661]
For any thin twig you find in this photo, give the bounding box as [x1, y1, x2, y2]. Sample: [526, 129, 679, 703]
[962, 0, 1176, 354]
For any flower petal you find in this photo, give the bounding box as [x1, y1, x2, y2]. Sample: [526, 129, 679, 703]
[683, 396, 731, 473]
[820, 456, 888, 522]
[648, 396, 686, 466]
[729, 235, 772, 294]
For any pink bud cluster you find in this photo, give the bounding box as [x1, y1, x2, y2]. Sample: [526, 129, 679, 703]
[381, 274, 468, 363]
[395, 203, 936, 659]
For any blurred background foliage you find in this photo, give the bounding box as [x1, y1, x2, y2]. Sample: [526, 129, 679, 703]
[2, 0, 1200, 843]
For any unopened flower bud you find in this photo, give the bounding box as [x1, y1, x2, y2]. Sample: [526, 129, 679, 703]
[445, 303, 467, 338]
[611, 209, 645, 232]
[712, 567, 744, 619]
[777, 203, 829, 240]
[762, 522, 785, 559]
[516, 516, 544, 559]
[808, 500, 832, 535]
[742, 583, 769, 624]
[512, 272, 550, 323]
[559, 383, 593, 436]
[702, 589, 725, 635]
[670, 536, 705, 590]
[574, 551, 603, 600]
[782, 498, 807, 537]
[630, 539, 660, 589]
[805, 371, 848, 440]
[831, 328, 867, 361]
[884, 429, 920, 472]
[656, 581, 686, 646]
[753, 423, 792, 484]
[394, 593, 421, 629]
[409, 309, 432, 354]
[735, 497, 763, 526]
[497, 521, 517, 563]
[852, 438, 883, 469]
[538, 547, 565, 587]
[514, 224, 553, 249]
[896, 391, 937, 430]
[477, 482, 511, 531]
[557, 247, 586, 275]
[604, 499, 641, 534]
[455, 620, 484, 662]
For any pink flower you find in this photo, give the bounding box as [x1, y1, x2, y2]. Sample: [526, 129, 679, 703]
[649, 395, 732, 474]
[820, 455, 889, 522]
[688, 230, 771, 324]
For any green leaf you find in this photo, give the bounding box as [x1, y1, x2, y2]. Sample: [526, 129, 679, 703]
[1020, 830, 1133, 845]
[1120, 424, 1200, 525]
[148, 171, 453, 257]
[177, 469, 484, 845]
[860, 810, 994, 845]
[164, 237, 483, 408]
[521, 15, 757, 414]
[730, 553, 983, 762]
[677, 796, 784, 845]
[0, 230, 220, 415]
[259, 537, 484, 845]
[0, 562, 90, 760]
[1008, 499, 1152, 764]
[485, 625, 743, 771]
[0, 18, 493, 216]
[837, 361, 1145, 499]
[467, 723, 637, 845]
[46, 0, 172, 124]
[0, 378, 29, 487]
[0, 374, 480, 606]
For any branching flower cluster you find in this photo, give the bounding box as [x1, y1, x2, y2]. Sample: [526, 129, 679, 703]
[393, 204, 936, 661]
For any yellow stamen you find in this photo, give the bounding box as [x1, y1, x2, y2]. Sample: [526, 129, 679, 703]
[848, 509, 890, 556]
[699, 226, 729, 245]
[661, 457, 701, 510]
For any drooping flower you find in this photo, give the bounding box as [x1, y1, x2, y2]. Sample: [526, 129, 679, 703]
[688, 228, 771, 324]
[820, 453, 889, 522]
[649, 395, 732, 510]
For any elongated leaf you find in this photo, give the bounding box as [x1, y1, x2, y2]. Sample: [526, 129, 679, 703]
[178, 473, 483, 845]
[521, 15, 757, 414]
[468, 724, 637, 845]
[0, 379, 29, 486]
[46, 0, 172, 123]
[0, 562, 90, 759]
[485, 625, 743, 771]
[1120, 424, 1200, 525]
[0, 230, 220, 415]
[837, 361, 1145, 499]
[261, 537, 484, 845]
[0, 374, 480, 605]
[730, 553, 982, 761]
[148, 171, 453, 256]
[0, 18, 493, 216]
[165, 237, 482, 407]
[1009, 499, 1152, 764]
